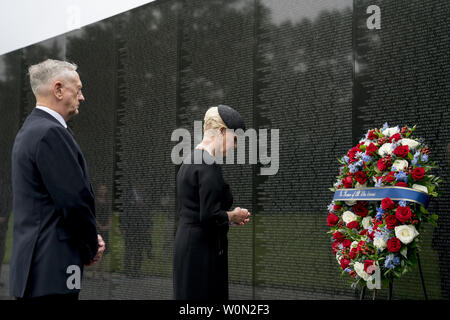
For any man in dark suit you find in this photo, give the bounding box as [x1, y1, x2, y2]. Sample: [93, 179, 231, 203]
[10, 59, 105, 300]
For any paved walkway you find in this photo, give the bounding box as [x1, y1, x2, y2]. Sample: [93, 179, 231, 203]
[1, 264, 357, 300]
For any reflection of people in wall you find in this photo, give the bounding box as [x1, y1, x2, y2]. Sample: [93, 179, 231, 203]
[174, 105, 251, 300]
[120, 184, 151, 277]
[432, 141, 450, 299]
[0, 172, 12, 288]
[93, 184, 111, 280]
[10, 60, 105, 300]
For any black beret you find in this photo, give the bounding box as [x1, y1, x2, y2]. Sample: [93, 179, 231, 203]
[217, 104, 246, 131]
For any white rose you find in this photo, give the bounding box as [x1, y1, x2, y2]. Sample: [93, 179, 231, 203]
[364, 140, 372, 146]
[373, 237, 386, 251]
[336, 252, 343, 263]
[401, 138, 420, 149]
[395, 225, 419, 244]
[351, 241, 359, 249]
[382, 127, 400, 137]
[342, 211, 357, 224]
[412, 184, 428, 194]
[354, 262, 370, 281]
[392, 159, 409, 171]
[378, 143, 393, 157]
[345, 200, 357, 206]
[362, 216, 372, 229]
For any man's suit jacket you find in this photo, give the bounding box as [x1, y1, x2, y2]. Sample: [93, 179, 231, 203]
[10, 108, 98, 298]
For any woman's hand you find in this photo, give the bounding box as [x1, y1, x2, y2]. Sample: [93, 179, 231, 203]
[227, 207, 251, 225]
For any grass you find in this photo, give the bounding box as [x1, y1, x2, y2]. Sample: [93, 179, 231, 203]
[2, 211, 443, 299]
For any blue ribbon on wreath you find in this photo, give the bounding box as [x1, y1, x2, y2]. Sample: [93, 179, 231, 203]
[333, 187, 429, 207]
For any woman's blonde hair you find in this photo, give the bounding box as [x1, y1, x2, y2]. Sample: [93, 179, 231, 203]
[203, 107, 227, 134]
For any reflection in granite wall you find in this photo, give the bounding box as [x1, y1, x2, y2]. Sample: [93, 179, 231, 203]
[178, 0, 256, 299]
[65, 20, 118, 300]
[0, 51, 21, 296]
[254, 0, 354, 299]
[0, 0, 448, 300]
[353, 0, 450, 299]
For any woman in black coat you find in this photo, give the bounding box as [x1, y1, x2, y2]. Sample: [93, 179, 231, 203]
[173, 105, 250, 300]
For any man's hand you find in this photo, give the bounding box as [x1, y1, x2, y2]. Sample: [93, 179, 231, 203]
[85, 234, 105, 267]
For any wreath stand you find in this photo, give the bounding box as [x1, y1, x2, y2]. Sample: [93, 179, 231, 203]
[359, 253, 428, 300]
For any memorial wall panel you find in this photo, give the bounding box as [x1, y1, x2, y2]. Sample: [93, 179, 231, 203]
[353, 0, 450, 299]
[0, 0, 448, 300]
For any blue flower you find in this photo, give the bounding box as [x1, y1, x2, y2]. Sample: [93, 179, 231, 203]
[421, 154, 429, 162]
[343, 156, 350, 164]
[327, 202, 335, 212]
[383, 122, 389, 130]
[375, 179, 382, 187]
[395, 171, 408, 182]
[349, 163, 359, 173]
[355, 151, 364, 159]
[392, 255, 401, 266]
[376, 207, 385, 220]
[384, 254, 402, 269]
[362, 154, 372, 163]
[398, 200, 407, 207]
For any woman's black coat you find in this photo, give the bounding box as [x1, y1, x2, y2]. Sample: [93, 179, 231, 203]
[173, 149, 232, 300]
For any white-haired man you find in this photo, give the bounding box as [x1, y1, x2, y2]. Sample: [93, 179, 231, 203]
[10, 59, 105, 300]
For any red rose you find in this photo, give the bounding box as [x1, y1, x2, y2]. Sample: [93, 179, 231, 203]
[373, 220, 382, 229]
[332, 241, 340, 254]
[366, 143, 379, 156]
[385, 215, 399, 230]
[342, 176, 353, 188]
[355, 171, 367, 184]
[387, 237, 402, 252]
[348, 146, 361, 160]
[347, 221, 360, 230]
[411, 167, 425, 181]
[383, 171, 396, 183]
[395, 182, 409, 187]
[333, 231, 345, 242]
[377, 158, 389, 172]
[349, 248, 358, 259]
[340, 258, 351, 269]
[393, 145, 409, 158]
[388, 133, 402, 143]
[333, 205, 343, 212]
[342, 239, 352, 248]
[367, 130, 377, 140]
[327, 213, 339, 226]
[357, 241, 366, 253]
[364, 260, 375, 274]
[381, 197, 396, 211]
[395, 205, 412, 222]
[353, 202, 368, 217]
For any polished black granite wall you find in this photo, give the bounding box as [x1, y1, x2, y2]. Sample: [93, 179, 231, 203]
[0, 0, 448, 299]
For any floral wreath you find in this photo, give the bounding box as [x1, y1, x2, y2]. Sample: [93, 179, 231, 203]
[327, 124, 440, 289]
